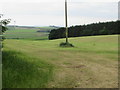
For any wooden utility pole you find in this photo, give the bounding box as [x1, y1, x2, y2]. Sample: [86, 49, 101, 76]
[65, 0, 68, 43]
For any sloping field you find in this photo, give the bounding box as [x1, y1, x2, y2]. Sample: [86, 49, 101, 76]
[3, 35, 118, 88]
[4, 27, 49, 40]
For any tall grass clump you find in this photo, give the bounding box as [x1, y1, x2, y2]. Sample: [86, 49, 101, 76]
[59, 42, 74, 47]
[2, 50, 54, 88]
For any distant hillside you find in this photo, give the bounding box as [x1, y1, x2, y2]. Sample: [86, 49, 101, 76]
[37, 26, 60, 31]
[49, 20, 119, 40]
[5, 25, 60, 40]
[7, 25, 37, 29]
[7, 25, 60, 31]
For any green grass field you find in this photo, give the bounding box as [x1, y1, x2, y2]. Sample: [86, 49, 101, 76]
[37, 26, 59, 30]
[3, 35, 118, 88]
[4, 27, 49, 40]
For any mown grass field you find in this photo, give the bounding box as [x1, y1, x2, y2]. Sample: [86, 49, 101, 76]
[37, 26, 59, 30]
[4, 27, 49, 40]
[3, 35, 118, 88]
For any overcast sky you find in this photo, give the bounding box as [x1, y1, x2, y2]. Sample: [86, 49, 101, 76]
[0, 0, 119, 26]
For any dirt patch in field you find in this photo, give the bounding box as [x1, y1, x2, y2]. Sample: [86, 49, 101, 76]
[67, 65, 85, 68]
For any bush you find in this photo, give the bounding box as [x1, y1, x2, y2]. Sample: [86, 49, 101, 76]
[0, 36, 5, 41]
[59, 42, 74, 47]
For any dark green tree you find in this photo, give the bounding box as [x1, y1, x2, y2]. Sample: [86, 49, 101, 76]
[0, 14, 11, 41]
[1, 19, 11, 33]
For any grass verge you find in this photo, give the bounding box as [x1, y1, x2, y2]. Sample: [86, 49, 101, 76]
[2, 49, 53, 88]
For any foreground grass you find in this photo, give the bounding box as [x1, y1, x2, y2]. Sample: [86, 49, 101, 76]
[3, 49, 53, 88]
[3, 35, 118, 88]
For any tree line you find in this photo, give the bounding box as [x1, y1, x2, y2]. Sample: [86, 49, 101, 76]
[49, 20, 119, 40]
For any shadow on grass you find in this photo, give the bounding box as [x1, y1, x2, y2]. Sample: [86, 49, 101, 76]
[2, 50, 53, 88]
